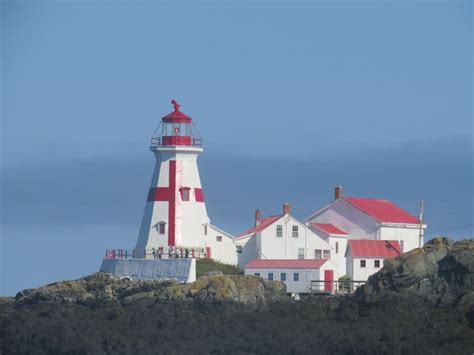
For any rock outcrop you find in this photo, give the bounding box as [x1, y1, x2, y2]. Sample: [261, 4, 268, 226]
[15, 272, 287, 307]
[355, 237, 474, 308]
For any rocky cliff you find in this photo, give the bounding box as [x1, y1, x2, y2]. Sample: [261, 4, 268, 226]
[1, 238, 473, 354]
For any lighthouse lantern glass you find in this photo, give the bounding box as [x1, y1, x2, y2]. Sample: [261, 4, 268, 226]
[151, 101, 202, 147]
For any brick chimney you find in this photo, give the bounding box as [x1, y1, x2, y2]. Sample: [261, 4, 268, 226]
[283, 202, 292, 215]
[334, 185, 342, 200]
[255, 209, 261, 226]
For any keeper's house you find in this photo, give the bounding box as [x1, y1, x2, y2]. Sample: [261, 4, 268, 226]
[235, 203, 333, 273]
[244, 259, 338, 294]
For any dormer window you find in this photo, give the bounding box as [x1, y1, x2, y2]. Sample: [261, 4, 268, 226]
[180, 187, 191, 201]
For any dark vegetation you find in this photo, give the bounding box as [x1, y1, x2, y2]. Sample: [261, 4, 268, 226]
[0, 237, 473, 354]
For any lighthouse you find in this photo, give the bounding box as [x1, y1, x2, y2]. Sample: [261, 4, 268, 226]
[134, 100, 211, 258]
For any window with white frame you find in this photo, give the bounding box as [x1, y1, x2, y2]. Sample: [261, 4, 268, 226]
[280, 273, 286, 281]
[335, 242, 339, 254]
[268, 272, 274, 281]
[293, 272, 299, 282]
[292, 225, 299, 238]
[276, 225, 283, 237]
[374, 260, 380, 268]
[400, 240, 404, 252]
[254, 273, 260, 277]
[216, 236, 222, 242]
[314, 249, 322, 259]
[323, 250, 331, 260]
[236, 245, 242, 254]
[360, 260, 366, 268]
[298, 248, 304, 260]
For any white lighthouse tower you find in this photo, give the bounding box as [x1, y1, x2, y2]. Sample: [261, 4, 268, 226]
[134, 100, 210, 258]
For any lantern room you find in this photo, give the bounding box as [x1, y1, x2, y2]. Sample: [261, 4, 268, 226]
[151, 100, 202, 147]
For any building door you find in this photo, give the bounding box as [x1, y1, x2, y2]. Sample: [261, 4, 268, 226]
[324, 270, 334, 292]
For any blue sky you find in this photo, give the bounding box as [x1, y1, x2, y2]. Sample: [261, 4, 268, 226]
[1, 1, 472, 295]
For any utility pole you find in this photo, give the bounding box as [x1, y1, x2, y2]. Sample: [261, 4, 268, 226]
[418, 200, 424, 248]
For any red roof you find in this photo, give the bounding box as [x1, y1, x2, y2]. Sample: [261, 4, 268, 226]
[162, 110, 192, 123]
[245, 259, 328, 269]
[236, 215, 282, 238]
[344, 197, 420, 224]
[311, 223, 347, 235]
[162, 100, 192, 123]
[347, 239, 400, 258]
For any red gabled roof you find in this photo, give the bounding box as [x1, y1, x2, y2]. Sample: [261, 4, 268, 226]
[347, 239, 400, 258]
[245, 259, 328, 269]
[344, 197, 420, 224]
[311, 223, 347, 235]
[236, 215, 282, 238]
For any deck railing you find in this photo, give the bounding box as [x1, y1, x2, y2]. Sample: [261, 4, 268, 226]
[310, 280, 366, 295]
[104, 246, 208, 260]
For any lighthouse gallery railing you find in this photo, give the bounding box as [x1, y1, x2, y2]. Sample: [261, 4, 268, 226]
[105, 246, 208, 260]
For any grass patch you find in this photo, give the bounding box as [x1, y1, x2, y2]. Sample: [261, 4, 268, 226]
[196, 259, 243, 278]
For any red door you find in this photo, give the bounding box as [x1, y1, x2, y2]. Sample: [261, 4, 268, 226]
[324, 270, 334, 292]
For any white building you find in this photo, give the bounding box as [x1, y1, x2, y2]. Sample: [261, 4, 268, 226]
[133, 100, 237, 265]
[304, 186, 426, 281]
[308, 223, 348, 275]
[306, 186, 425, 252]
[345, 239, 400, 281]
[235, 203, 336, 274]
[244, 259, 337, 294]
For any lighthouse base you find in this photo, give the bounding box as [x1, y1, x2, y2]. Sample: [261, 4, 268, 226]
[99, 258, 196, 283]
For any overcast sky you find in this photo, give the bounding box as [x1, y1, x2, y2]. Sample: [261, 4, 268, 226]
[1, 1, 472, 295]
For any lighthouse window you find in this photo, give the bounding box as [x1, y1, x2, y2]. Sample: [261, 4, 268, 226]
[292, 226, 299, 238]
[276, 225, 283, 237]
[180, 187, 190, 201]
[158, 222, 166, 235]
[236, 245, 243, 254]
[216, 236, 222, 242]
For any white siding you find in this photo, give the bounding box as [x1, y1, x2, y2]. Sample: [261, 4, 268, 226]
[235, 235, 257, 268]
[244, 261, 337, 294]
[306, 200, 380, 239]
[259, 216, 332, 261]
[204, 224, 237, 265]
[347, 254, 385, 281]
[378, 226, 421, 251]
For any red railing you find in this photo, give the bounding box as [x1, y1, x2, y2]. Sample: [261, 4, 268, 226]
[151, 137, 203, 147]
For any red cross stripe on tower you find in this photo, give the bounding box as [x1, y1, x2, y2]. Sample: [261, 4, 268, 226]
[147, 160, 205, 246]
